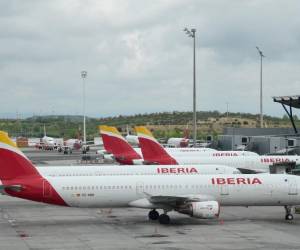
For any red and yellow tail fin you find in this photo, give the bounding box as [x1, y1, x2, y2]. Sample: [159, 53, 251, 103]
[98, 125, 113, 153]
[0, 131, 39, 180]
[98, 126, 142, 164]
[135, 126, 178, 165]
[0, 131, 68, 206]
[0, 131, 17, 147]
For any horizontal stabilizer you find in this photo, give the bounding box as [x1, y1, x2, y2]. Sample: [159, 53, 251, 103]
[0, 184, 23, 193]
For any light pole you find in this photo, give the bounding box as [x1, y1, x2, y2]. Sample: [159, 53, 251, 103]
[226, 102, 229, 119]
[256, 46, 265, 128]
[81, 70, 87, 144]
[184, 27, 197, 147]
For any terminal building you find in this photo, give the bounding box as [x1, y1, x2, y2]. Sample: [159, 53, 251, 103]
[216, 96, 300, 155]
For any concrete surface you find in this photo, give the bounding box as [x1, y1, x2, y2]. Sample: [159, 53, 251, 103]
[0, 195, 300, 250]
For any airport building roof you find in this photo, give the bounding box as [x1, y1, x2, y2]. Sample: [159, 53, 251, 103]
[273, 95, 300, 109]
[273, 95, 300, 134]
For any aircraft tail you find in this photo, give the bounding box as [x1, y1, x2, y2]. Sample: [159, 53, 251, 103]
[0, 131, 67, 206]
[135, 126, 178, 165]
[98, 126, 142, 164]
[0, 131, 40, 180]
[99, 125, 113, 153]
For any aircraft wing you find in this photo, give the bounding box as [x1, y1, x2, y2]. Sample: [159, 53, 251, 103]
[147, 193, 216, 208]
[129, 193, 216, 209]
[237, 168, 268, 174]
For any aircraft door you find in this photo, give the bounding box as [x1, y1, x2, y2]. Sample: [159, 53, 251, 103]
[43, 180, 52, 198]
[288, 182, 298, 195]
[220, 185, 229, 195]
[136, 182, 144, 197]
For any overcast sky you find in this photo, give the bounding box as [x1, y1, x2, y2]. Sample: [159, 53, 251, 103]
[0, 0, 299, 118]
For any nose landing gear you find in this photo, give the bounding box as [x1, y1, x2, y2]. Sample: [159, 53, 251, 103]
[284, 205, 294, 220]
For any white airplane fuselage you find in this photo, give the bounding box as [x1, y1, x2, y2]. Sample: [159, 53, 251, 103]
[165, 155, 300, 173]
[43, 173, 300, 208]
[36, 165, 241, 177]
[133, 148, 258, 157]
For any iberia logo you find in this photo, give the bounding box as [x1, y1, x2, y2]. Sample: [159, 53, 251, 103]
[260, 158, 290, 163]
[213, 153, 238, 156]
[157, 167, 198, 174]
[212, 177, 262, 185]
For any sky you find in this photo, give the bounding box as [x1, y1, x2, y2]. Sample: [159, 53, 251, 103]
[0, 0, 300, 119]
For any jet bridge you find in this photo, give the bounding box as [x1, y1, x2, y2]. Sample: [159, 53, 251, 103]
[273, 95, 300, 134]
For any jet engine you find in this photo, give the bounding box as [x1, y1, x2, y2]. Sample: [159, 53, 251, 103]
[176, 201, 220, 219]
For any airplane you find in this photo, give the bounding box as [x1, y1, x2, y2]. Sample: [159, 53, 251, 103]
[135, 126, 300, 173]
[0, 131, 299, 224]
[167, 137, 190, 147]
[166, 127, 191, 147]
[98, 126, 255, 164]
[35, 125, 63, 150]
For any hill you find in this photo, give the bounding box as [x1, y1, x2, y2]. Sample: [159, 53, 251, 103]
[0, 111, 298, 140]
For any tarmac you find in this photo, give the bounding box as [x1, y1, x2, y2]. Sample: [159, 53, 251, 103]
[0, 148, 300, 250]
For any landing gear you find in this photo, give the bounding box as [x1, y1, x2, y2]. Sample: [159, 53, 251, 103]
[285, 214, 294, 220]
[284, 205, 294, 220]
[158, 214, 170, 224]
[148, 210, 159, 220]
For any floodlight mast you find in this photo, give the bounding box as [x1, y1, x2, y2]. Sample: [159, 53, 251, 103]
[184, 27, 197, 147]
[81, 70, 87, 145]
[256, 46, 265, 128]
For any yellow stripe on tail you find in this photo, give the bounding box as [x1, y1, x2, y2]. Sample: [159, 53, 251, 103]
[98, 125, 122, 136]
[0, 131, 17, 148]
[135, 126, 155, 138]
